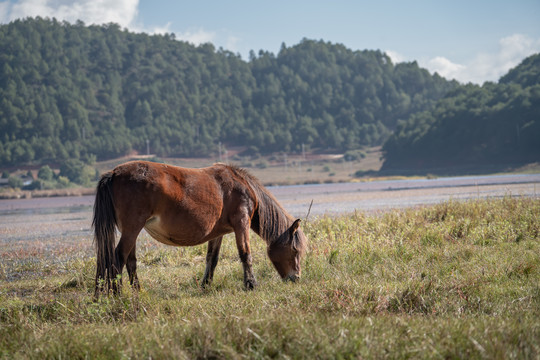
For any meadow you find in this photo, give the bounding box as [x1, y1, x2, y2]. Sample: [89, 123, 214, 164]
[0, 197, 539, 359]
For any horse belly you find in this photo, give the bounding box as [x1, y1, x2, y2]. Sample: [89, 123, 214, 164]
[143, 215, 217, 247]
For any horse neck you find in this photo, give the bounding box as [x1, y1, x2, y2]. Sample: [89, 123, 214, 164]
[226, 164, 293, 244]
[251, 185, 293, 245]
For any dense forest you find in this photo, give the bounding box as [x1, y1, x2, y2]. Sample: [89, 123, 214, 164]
[0, 18, 458, 167]
[382, 53, 540, 171]
[1, 18, 538, 173]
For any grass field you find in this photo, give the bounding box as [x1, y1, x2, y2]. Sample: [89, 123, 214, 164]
[0, 197, 539, 359]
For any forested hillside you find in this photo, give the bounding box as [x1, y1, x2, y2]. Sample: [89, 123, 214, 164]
[382, 53, 540, 171]
[0, 18, 457, 167]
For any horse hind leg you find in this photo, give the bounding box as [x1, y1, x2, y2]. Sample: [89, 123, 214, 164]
[112, 227, 142, 294]
[126, 247, 140, 291]
[201, 236, 223, 288]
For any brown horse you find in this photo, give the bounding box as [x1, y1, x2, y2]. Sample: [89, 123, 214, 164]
[92, 161, 307, 296]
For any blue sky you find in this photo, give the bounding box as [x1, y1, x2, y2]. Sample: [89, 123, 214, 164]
[1, 0, 539, 83]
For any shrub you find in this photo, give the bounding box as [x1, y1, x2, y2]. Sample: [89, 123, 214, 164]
[56, 176, 70, 188]
[38, 165, 54, 181]
[344, 150, 367, 161]
[59, 159, 95, 186]
[7, 175, 23, 188]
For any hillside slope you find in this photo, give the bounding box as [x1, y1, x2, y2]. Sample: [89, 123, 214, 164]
[0, 18, 457, 166]
[382, 53, 540, 172]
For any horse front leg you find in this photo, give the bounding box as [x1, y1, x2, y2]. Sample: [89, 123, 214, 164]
[234, 223, 257, 290]
[201, 236, 223, 288]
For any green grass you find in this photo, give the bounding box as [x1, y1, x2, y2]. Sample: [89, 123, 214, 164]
[1, 197, 539, 359]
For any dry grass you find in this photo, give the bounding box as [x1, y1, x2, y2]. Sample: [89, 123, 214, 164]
[0, 197, 539, 358]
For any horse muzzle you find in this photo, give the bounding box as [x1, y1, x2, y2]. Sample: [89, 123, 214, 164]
[284, 272, 301, 282]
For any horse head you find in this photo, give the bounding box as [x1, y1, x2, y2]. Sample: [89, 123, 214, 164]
[267, 219, 307, 282]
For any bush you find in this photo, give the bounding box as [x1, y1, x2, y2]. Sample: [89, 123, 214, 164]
[8, 175, 23, 188]
[59, 159, 95, 186]
[38, 165, 54, 181]
[344, 150, 367, 162]
[56, 176, 70, 188]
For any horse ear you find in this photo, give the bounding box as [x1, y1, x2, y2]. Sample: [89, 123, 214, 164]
[290, 219, 301, 235]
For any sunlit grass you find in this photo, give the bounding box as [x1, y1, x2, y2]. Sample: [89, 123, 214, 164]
[1, 197, 539, 358]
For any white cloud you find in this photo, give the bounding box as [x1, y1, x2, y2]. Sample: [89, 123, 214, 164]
[423, 34, 540, 84]
[175, 28, 216, 45]
[385, 50, 407, 64]
[0, 2, 10, 21]
[1, 0, 139, 28]
[425, 56, 466, 80]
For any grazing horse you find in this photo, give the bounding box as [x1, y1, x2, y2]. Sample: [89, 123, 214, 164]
[92, 161, 307, 296]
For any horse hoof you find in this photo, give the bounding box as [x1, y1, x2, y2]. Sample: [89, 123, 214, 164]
[244, 279, 257, 290]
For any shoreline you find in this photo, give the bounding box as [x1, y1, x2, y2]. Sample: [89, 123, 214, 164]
[1, 173, 538, 217]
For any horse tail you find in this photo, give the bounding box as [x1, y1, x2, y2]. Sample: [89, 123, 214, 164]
[92, 171, 117, 295]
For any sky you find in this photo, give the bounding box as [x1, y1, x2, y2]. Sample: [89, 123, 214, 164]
[1, 0, 539, 84]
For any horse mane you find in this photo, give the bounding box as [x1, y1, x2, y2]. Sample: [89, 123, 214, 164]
[225, 164, 306, 254]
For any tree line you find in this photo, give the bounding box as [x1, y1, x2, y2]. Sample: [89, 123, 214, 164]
[0, 17, 457, 167]
[1, 18, 537, 174]
[382, 53, 540, 171]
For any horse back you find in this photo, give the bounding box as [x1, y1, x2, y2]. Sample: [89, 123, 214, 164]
[108, 161, 257, 245]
